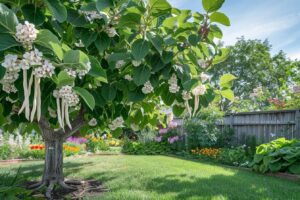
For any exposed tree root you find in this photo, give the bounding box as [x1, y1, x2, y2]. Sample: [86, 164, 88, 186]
[25, 179, 106, 199]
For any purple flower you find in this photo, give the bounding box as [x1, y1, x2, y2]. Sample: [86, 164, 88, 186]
[154, 136, 162, 142]
[159, 128, 169, 135]
[168, 136, 180, 144]
[67, 137, 87, 144]
[168, 121, 178, 129]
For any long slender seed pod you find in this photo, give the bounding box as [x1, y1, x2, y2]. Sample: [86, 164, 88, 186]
[65, 105, 72, 129]
[193, 96, 199, 117]
[37, 78, 41, 121]
[30, 77, 38, 122]
[19, 70, 28, 118]
[61, 99, 65, 129]
[56, 98, 63, 129]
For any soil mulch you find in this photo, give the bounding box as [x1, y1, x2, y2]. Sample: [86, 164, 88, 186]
[24, 179, 108, 199]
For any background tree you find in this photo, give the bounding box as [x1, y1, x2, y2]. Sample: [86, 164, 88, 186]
[0, 0, 233, 198]
[210, 37, 299, 111]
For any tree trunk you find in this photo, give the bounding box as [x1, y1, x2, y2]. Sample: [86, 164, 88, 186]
[43, 139, 64, 184]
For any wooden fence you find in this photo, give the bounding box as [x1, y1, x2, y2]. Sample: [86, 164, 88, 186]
[217, 109, 300, 144]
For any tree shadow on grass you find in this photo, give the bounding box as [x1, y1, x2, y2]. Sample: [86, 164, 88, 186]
[144, 170, 300, 200]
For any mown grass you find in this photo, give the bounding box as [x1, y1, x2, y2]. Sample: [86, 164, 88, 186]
[0, 155, 299, 200]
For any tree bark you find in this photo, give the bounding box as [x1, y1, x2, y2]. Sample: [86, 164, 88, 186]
[30, 108, 85, 198]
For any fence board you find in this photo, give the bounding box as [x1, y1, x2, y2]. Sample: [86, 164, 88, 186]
[217, 109, 300, 144]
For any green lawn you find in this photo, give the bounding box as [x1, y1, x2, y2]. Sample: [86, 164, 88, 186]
[1, 155, 299, 200]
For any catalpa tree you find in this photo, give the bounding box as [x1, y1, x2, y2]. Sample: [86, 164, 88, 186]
[0, 0, 234, 197]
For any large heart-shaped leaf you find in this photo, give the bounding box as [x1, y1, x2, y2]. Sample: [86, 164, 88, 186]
[35, 29, 63, 60]
[0, 3, 18, 33]
[131, 39, 150, 61]
[133, 65, 151, 86]
[43, 0, 67, 23]
[74, 87, 95, 110]
[63, 50, 90, 70]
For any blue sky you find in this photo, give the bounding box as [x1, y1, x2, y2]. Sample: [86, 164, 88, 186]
[168, 0, 300, 60]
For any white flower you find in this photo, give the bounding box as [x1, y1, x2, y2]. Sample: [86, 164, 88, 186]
[2, 84, 18, 93]
[77, 62, 91, 79]
[200, 72, 210, 82]
[15, 21, 38, 49]
[106, 27, 118, 37]
[142, 81, 154, 94]
[1, 54, 18, 70]
[132, 60, 142, 67]
[109, 116, 124, 131]
[23, 49, 43, 66]
[182, 90, 192, 101]
[57, 86, 80, 107]
[34, 60, 55, 78]
[197, 59, 206, 68]
[1, 54, 20, 93]
[79, 10, 102, 22]
[124, 74, 133, 81]
[64, 68, 77, 77]
[88, 118, 98, 126]
[174, 65, 183, 73]
[168, 73, 180, 93]
[75, 39, 84, 47]
[116, 60, 125, 69]
[192, 85, 206, 96]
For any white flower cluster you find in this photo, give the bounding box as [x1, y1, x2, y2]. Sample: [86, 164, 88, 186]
[124, 74, 133, 81]
[173, 65, 183, 73]
[16, 21, 38, 49]
[1, 54, 20, 93]
[192, 85, 206, 96]
[200, 72, 210, 82]
[182, 90, 192, 101]
[142, 81, 154, 94]
[34, 60, 55, 78]
[22, 48, 43, 68]
[88, 118, 98, 126]
[168, 73, 180, 93]
[132, 60, 142, 67]
[106, 27, 118, 37]
[64, 61, 91, 79]
[116, 60, 125, 69]
[64, 68, 77, 77]
[250, 86, 263, 98]
[56, 86, 80, 107]
[109, 116, 124, 131]
[197, 59, 207, 68]
[79, 10, 102, 22]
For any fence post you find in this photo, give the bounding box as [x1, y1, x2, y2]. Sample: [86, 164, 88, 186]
[230, 114, 234, 129]
[295, 110, 300, 139]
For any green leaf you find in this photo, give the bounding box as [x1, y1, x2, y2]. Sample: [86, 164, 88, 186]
[161, 86, 176, 106]
[149, 0, 172, 17]
[43, 0, 67, 23]
[88, 56, 107, 83]
[0, 3, 19, 33]
[100, 84, 116, 101]
[173, 105, 185, 117]
[131, 39, 150, 61]
[63, 50, 90, 70]
[210, 12, 230, 26]
[213, 48, 230, 64]
[56, 71, 75, 88]
[202, 0, 225, 13]
[162, 51, 173, 64]
[95, 32, 110, 54]
[74, 87, 95, 110]
[21, 4, 45, 26]
[35, 29, 63, 60]
[133, 65, 151, 86]
[128, 90, 145, 102]
[96, 0, 113, 12]
[188, 34, 200, 46]
[183, 79, 199, 90]
[146, 32, 163, 54]
[118, 13, 141, 29]
[0, 66, 5, 79]
[220, 89, 234, 101]
[289, 162, 300, 175]
[0, 33, 20, 51]
[220, 74, 237, 88]
[67, 8, 88, 27]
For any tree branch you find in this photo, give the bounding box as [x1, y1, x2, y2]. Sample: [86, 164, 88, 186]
[57, 107, 86, 139]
